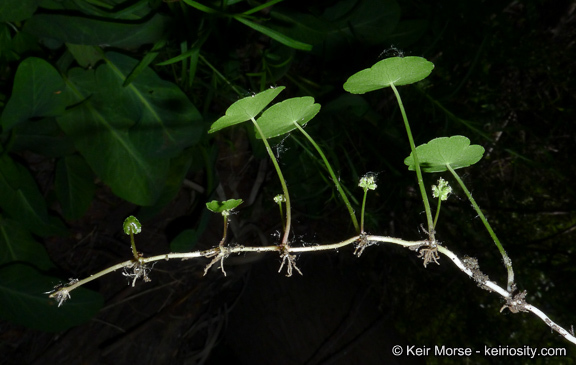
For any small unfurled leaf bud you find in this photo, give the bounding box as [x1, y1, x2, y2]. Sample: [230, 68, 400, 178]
[123, 215, 142, 235]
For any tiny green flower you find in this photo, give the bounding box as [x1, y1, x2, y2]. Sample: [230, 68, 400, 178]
[274, 194, 286, 204]
[123, 215, 142, 235]
[359, 175, 377, 190]
[432, 178, 452, 201]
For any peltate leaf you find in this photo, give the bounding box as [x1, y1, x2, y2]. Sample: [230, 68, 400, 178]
[0, 57, 66, 132]
[404, 136, 485, 173]
[208, 87, 285, 133]
[0, 264, 103, 332]
[255, 96, 321, 139]
[343, 56, 434, 94]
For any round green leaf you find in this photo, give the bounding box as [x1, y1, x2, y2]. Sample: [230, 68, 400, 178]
[208, 87, 285, 133]
[404, 136, 485, 173]
[206, 199, 243, 214]
[255, 96, 321, 139]
[343, 56, 434, 94]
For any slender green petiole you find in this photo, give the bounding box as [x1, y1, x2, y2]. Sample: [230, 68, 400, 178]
[433, 199, 442, 229]
[293, 122, 360, 233]
[390, 83, 435, 242]
[360, 189, 368, 233]
[220, 213, 229, 247]
[358, 174, 377, 233]
[274, 194, 286, 232]
[123, 216, 142, 260]
[129, 231, 139, 260]
[251, 117, 292, 245]
[446, 164, 515, 292]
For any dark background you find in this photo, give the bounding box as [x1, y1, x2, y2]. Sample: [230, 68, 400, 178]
[1, 0, 576, 364]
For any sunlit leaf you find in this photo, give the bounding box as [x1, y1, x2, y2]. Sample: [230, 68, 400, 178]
[404, 136, 485, 173]
[206, 199, 243, 214]
[255, 96, 321, 139]
[343, 56, 434, 94]
[208, 87, 285, 133]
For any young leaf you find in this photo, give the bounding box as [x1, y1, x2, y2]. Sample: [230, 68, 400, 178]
[206, 199, 243, 214]
[208, 87, 285, 133]
[343, 56, 434, 94]
[123, 216, 142, 235]
[404, 136, 485, 173]
[255, 96, 321, 139]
